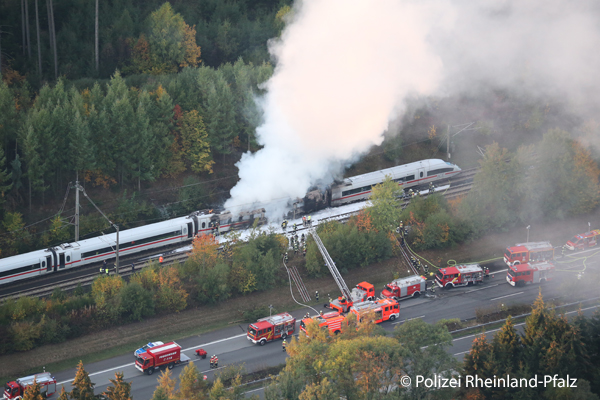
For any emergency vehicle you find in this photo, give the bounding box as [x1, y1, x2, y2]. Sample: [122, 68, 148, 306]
[247, 312, 296, 346]
[4, 372, 56, 399]
[380, 275, 427, 300]
[349, 298, 400, 323]
[329, 281, 375, 313]
[565, 230, 600, 251]
[504, 242, 554, 266]
[435, 264, 484, 289]
[135, 342, 190, 375]
[300, 311, 346, 335]
[506, 261, 554, 287]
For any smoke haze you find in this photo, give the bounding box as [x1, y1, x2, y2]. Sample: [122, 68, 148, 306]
[226, 0, 600, 216]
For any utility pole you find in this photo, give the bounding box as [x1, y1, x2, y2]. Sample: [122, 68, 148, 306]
[82, 187, 120, 274]
[447, 125, 450, 160]
[74, 181, 80, 241]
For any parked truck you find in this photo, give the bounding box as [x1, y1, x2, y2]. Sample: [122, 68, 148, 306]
[135, 342, 190, 375]
[435, 264, 484, 289]
[506, 261, 554, 287]
[247, 312, 296, 346]
[349, 298, 400, 323]
[329, 281, 375, 313]
[4, 372, 56, 399]
[380, 275, 427, 300]
[300, 311, 346, 336]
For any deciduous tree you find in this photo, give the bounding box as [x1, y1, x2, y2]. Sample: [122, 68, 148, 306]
[177, 361, 207, 400]
[367, 175, 402, 233]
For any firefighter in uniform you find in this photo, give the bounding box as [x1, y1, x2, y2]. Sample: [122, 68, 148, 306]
[282, 220, 288, 231]
[308, 215, 312, 226]
[293, 223, 297, 233]
[210, 355, 214, 368]
[214, 355, 218, 368]
[302, 216, 307, 227]
[315, 291, 319, 301]
[284, 253, 289, 263]
[282, 339, 287, 352]
[429, 182, 434, 193]
[105, 267, 110, 276]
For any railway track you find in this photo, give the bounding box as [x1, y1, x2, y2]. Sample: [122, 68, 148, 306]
[1, 169, 479, 302]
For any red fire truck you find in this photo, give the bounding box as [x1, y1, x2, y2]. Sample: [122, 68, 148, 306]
[506, 261, 554, 287]
[435, 264, 484, 289]
[504, 242, 554, 266]
[349, 298, 400, 323]
[135, 342, 190, 375]
[329, 281, 375, 313]
[300, 311, 346, 335]
[247, 312, 296, 346]
[4, 372, 56, 399]
[381, 275, 427, 300]
[565, 230, 600, 251]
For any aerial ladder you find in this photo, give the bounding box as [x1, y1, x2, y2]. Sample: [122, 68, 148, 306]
[308, 228, 374, 313]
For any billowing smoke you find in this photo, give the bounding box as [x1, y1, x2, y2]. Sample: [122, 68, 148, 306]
[225, 0, 451, 216]
[226, 0, 600, 217]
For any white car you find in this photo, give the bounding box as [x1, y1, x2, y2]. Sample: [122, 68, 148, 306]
[133, 341, 164, 357]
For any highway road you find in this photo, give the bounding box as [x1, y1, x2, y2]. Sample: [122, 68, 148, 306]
[48, 250, 600, 399]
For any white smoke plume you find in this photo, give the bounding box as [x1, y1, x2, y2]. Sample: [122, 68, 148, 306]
[225, 0, 451, 217]
[226, 0, 600, 217]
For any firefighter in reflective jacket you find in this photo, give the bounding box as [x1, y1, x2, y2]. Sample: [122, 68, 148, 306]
[210, 355, 214, 368]
[214, 355, 218, 368]
[282, 220, 288, 231]
[282, 339, 287, 352]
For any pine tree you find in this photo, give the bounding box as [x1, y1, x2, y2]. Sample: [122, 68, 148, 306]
[177, 361, 207, 400]
[0, 145, 13, 210]
[156, 369, 176, 399]
[491, 316, 522, 373]
[70, 360, 95, 400]
[57, 386, 69, 400]
[103, 372, 132, 400]
[151, 387, 169, 400]
[180, 110, 213, 174]
[22, 378, 44, 400]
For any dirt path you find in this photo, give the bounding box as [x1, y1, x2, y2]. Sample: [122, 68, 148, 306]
[2, 209, 598, 378]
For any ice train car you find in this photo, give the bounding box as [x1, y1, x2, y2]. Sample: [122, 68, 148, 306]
[0, 209, 264, 286]
[302, 159, 461, 212]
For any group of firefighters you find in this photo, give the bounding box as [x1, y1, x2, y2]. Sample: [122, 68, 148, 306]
[281, 215, 312, 232]
[98, 260, 137, 275]
[402, 183, 436, 200]
[209, 355, 219, 368]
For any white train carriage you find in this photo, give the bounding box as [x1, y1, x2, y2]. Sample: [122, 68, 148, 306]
[331, 159, 460, 207]
[0, 249, 50, 285]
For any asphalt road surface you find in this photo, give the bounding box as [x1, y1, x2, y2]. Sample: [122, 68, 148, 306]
[49, 250, 600, 399]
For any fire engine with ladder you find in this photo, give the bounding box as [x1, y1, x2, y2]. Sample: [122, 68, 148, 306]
[504, 242, 554, 266]
[4, 372, 56, 399]
[506, 261, 554, 287]
[308, 228, 374, 313]
[349, 298, 400, 323]
[247, 312, 296, 346]
[435, 264, 484, 289]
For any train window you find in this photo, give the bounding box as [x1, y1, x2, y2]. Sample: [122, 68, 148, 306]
[400, 175, 415, 182]
[66, 256, 70, 262]
[420, 172, 423, 178]
[183, 227, 187, 234]
[202, 222, 206, 228]
[42, 261, 45, 268]
[427, 168, 454, 177]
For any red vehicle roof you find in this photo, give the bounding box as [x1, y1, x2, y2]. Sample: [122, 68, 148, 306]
[439, 264, 482, 275]
[252, 320, 272, 330]
[511, 262, 554, 272]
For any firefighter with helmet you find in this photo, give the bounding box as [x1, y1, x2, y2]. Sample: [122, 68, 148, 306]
[282, 339, 287, 352]
[282, 220, 288, 231]
[210, 355, 215, 368]
[214, 355, 218, 368]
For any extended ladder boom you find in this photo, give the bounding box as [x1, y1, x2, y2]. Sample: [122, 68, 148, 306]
[308, 228, 352, 300]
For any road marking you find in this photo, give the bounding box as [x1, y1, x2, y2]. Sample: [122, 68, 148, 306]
[453, 350, 471, 356]
[392, 315, 425, 325]
[465, 284, 499, 293]
[57, 333, 248, 385]
[490, 292, 523, 301]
